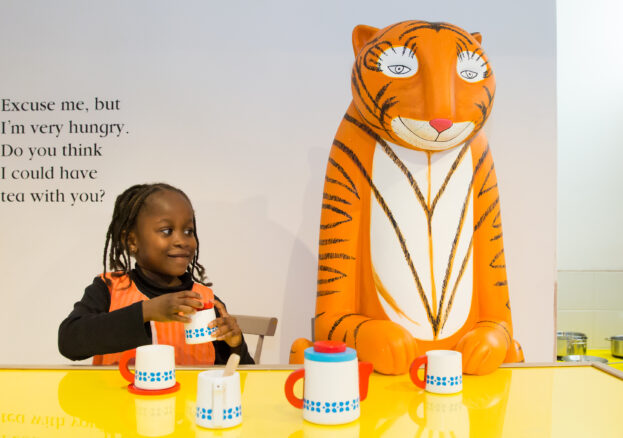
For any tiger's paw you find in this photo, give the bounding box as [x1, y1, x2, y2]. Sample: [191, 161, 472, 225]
[356, 320, 418, 375]
[289, 338, 313, 364]
[456, 326, 508, 375]
[504, 338, 525, 363]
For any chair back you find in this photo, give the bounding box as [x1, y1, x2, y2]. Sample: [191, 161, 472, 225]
[231, 315, 278, 364]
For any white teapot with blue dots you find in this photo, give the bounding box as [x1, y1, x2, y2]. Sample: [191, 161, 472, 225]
[285, 341, 373, 425]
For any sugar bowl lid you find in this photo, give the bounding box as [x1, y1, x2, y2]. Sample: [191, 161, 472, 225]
[304, 341, 357, 362]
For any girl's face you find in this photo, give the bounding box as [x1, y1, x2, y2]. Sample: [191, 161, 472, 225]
[128, 189, 198, 287]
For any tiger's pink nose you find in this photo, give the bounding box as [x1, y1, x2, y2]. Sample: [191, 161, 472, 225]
[429, 118, 453, 133]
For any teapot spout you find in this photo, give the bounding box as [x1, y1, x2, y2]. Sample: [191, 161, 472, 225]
[358, 361, 373, 401]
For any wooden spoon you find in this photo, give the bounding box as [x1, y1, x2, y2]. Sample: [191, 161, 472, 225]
[223, 353, 240, 377]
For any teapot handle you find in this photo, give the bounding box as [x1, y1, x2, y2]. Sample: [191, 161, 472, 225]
[358, 361, 373, 401]
[284, 368, 305, 409]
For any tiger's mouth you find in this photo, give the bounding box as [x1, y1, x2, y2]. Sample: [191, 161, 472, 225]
[391, 117, 475, 151]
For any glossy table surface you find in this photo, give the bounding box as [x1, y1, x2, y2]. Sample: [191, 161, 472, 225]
[1, 363, 622, 437]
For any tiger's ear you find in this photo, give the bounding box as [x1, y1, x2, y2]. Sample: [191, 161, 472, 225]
[352, 25, 379, 56]
[471, 32, 482, 44]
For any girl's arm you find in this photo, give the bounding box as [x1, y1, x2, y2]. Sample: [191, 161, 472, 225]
[58, 277, 151, 360]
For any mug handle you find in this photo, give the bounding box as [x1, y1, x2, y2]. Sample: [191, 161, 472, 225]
[213, 381, 225, 427]
[409, 355, 428, 389]
[284, 368, 305, 409]
[119, 349, 137, 384]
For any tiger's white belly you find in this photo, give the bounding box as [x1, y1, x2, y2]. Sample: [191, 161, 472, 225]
[370, 142, 474, 340]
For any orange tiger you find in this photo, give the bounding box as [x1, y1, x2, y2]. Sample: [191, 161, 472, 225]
[290, 20, 524, 375]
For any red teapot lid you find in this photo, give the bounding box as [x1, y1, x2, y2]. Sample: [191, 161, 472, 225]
[313, 341, 346, 353]
[305, 341, 355, 362]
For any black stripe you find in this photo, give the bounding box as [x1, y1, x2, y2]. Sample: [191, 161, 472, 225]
[478, 162, 497, 197]
[430, 142, 470, 215]
[328, 157, 360, 199]
[317, 290, 341, 297]
[324, 192, 352, 205]
[489, 249, 505, 268]
[474, 197, 499, 232]
[319, 253, 355, 260]
[317, 265, 347, 284]
[353, 319, 373, 349]
[328, 313, 359, 340]
[320, 203, 352, 229]
[374, 82, 392, 103]
[441, 235, 474, 332]
[319, 238, 348, 245]
[492, 211, 501, 228]
[378, 96, 399, 127]
[325, 177, 358, 198]
[478, 320, 511, 347]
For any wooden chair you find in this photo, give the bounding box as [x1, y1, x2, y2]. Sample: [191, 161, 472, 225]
[231, 315, 278, 364]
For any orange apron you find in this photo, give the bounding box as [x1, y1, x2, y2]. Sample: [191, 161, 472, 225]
[92, 273, 215, 365]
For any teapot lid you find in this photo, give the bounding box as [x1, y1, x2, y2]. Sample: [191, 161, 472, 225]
[304, 341, 356, 362]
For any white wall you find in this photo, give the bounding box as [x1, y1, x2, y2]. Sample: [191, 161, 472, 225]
[557, 0, 623, 348]
[0, 0, 557, 364]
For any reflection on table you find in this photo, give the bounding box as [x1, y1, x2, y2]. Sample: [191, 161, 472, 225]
[0, 363, 622, 437]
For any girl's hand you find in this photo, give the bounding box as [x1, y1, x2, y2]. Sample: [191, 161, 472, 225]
[142, 291, 204, 323]
[209, 299, 243, 348]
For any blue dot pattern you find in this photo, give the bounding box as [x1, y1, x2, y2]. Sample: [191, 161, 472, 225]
[185, 326, 217, 339]
[303, 398, 360, 414]
[425, 374, 462, 387]
[196, 405, 241, 421]
[135, 370, 175, 383]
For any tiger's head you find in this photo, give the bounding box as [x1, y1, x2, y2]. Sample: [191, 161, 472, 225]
[351, 20, 495, 152]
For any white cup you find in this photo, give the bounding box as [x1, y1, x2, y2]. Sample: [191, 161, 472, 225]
[135, 395, 176, 437]
[195, 370, 242, 429]
[119, 344, 176, 391]
[410, 350, 462, 394]
[284, 341, 373, 425]
[185, 306, 217, 344]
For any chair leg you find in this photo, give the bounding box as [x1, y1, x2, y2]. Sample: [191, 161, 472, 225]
[254, 335, 265, 364]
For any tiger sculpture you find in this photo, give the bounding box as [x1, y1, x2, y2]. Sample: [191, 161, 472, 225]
[290, 20, 524, 375]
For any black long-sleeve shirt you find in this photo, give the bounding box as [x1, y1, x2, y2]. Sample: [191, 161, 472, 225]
[58, 267, 253, 365]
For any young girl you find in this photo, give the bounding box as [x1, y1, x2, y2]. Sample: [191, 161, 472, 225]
[58, 183, 253, 365]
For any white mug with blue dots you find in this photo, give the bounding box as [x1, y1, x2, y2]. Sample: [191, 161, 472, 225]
[409, 350, 463, 394]
[119, 344, 177, 392]
[185, 303, 218, 344]
[195, 369, 242, 429]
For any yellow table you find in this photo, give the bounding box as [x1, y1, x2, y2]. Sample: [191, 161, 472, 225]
[586, 349, 623, 371]
[1, 363, 622, 437]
